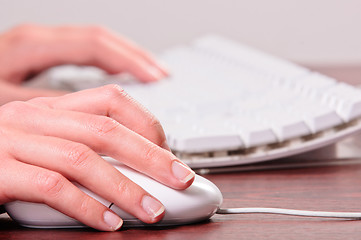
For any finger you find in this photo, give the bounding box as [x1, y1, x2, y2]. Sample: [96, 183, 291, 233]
[0, 159, 123, 231]
[1, 129, 165, 224]
[29, 85, 171, 151]
[91, 33, 166, 82]
[51, 25, 168, 81]
[1, 24, 166, 83]
[0, 101, 195, 190]
[102, 28, 169, 76]
[9, 24, 166, 82]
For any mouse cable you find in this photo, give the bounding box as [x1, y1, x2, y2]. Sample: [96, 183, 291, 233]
[216, 208, 361, 219]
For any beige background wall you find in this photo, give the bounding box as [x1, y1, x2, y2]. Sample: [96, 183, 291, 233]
[0, 0, 360, 65]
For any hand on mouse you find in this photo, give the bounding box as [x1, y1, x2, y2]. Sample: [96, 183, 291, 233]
[0, 85, 195, 231]
[0, 24, 168, 104]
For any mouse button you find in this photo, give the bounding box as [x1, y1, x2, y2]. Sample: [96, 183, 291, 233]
[111, 162, 223, 223]
[152, 176, 222, 221]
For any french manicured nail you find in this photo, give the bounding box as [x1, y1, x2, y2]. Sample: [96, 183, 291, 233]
[148, 66, 164, 80]
[157, 61, 170, 76]
[172, 160, 195, 183]
[142, 195, 165, 220]
[104, 210, 123, 231]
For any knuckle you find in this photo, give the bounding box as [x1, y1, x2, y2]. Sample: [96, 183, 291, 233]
[143, 114, 167, 146]
[116, 178, 133, 198]
[101, 84, 144, 113]
[85, 25, 110, 46]
[147, 114, 162, 130]
[142, 142, 161, 162]
[79, 195, 91, 216]
[147, 114, 163, 133]
[12, 23, 39, 32]
[101, 84, 126, 99]
[93, 117, 121, 136]
[0, 101, 30, 120]
[27, 97, 53, 107]
[35, 171, 65, 198]
[86, 24, 108, 36]
[64, 143, 92, 170]
[8, 24, 40, 43]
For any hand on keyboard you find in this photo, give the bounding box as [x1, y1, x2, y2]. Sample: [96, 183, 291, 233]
[0, 24, 168, 105]
[48, 35, 361, 168]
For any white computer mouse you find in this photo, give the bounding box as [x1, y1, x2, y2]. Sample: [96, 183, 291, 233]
[4, 158, 223, 228]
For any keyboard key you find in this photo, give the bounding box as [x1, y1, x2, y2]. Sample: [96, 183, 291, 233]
[287, 97, 343, 133]
[272, 120, 309, 142]
[322, 83, 361, 121]
[166, 120, 244, 153]
[226, 117, 278, 148]
[193, 35, 309, 81]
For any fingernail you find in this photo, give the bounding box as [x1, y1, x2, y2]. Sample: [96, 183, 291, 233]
[157, 61, 170, 76]
[104, 210, 123, 231]
[172, 160, 195, 183]
[148, 66, 164, 80]
[142, 195, 165, 220]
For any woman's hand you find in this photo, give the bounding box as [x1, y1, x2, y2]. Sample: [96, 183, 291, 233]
[0, 85, 195, 231]
[0, 24, 168, 104]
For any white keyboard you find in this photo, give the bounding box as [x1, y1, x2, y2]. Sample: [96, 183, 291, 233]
[48, 35, 361, 168]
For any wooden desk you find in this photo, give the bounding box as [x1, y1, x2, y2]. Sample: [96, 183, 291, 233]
[1, 66, 361, 239]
